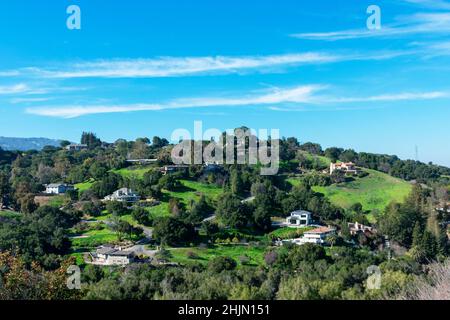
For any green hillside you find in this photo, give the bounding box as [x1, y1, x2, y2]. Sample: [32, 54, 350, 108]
[312, 169, 412, 213]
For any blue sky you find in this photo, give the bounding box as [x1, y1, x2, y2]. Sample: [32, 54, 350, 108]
[0, 0, 449, 166]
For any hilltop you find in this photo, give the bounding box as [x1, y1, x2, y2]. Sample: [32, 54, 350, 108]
[0, 136, 62, 151]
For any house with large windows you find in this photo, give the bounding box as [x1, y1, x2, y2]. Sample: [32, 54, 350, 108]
[104, 188, 141, 203]
[286, 210, 313, 227]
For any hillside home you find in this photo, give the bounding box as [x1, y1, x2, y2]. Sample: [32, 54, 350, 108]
[297, 226, 336, 245]
[89, 246, 135, 266]
[330, 162, 358, 175]
[104, 188, 141, 203]
[126, 159, 158, 165]
[45, 183, 75, 195]
[65, 144, 88, 151]
[161, 165, 189, 175]
[286, 210, 313, 227]
[348, 222, 374, 236]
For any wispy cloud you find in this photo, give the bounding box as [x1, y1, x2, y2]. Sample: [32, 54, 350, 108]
[0, 84, 41, 95]
[291, 12, 450, 41]
[404, 0, 450, 10]
[5, 50, 412, 80]
[25, 85, 447, 118]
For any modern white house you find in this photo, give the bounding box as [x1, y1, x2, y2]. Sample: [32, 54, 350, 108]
[286, 210, 313, 227]
[285, 226, 336, 246]
[45, 183, 75, 195]
[348, 222, 374, 236]
[89, 246, 135, 266]
[104, 188, 141, 203]
[330, 162, 359, 175]
[161, 165, 189, 175]
[65, 144, 88, 151]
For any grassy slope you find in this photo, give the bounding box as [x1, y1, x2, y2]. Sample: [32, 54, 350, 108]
[75, 178, 96, 192]
[112, 166, 153, 179]
[312, 169, 412, 212]
[298, 150, 332, 167]
[170, 245, 266, 267]
[148, 179, 223, 219]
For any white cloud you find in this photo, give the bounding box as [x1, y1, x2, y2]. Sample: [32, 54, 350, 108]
[291, 12, 450, 41]
[9, 50, 412, 80]
[404, 0, 450, 10]
[31, 54, 338, 79]
[0, 84, 33, 95]
[25, 85, 447, 118]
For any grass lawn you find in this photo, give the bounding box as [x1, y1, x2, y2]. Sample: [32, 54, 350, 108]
[169, 244, 266, 267]
[268, 226, 314, 240]
[312, 169, 412, 215]
[75, 179, 95, 192]
[47, 195, 67, 208]
[298, 150, 331, 168]
[112, 166, 153, 179]
[148, 180, 223, 219]
[165, 180, 223, 204]
[71, 227, 118, 250]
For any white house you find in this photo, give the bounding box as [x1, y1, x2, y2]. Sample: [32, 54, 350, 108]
[89, 246, 135, 266]
[330, 162, 358, 175]
[161, 165, 189, 175]
[65, 144, 88, 151]
[104, 188, 141, 203]
[45, 183, 75, 195]
[348, 222, 374, 236]
[284, 226, 336, 246]
[286, 210, 313, 227]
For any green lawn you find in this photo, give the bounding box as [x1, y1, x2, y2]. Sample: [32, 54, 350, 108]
[169, 244, 266, 267]
[312, 169, 412, 213]
[297, 150, 331, 167]
[70, 227, 118, 250]
[112, 166, 153, 179]
[148, 180, 223, 219]
[47, 195, 67, 208]
[268, 226, 314, 240]
[165, 180, 223, 203]
[75, 179, 95, 192]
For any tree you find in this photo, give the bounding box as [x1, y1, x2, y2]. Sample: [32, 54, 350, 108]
[132, 207, 152, 226]
[0, 171, 10, 208]
[208, 256, 237, 273]
[106, 201, 129, 216]
[152, 217, 196, 246]
[19, 193, 38, 214]
[82, 201, 103, 217]
[81, 132, 102, 149]
[230, 168, 244, 196]
[216, 193, 249, 229]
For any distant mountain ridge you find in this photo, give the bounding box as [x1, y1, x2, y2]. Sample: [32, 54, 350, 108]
[0, 137, 62, 151]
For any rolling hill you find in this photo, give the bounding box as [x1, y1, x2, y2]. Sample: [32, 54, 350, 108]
[0, 136, 62, 151]
[312, 168, 412, 213]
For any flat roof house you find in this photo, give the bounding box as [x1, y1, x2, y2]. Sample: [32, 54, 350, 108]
[287, 226, 336, 246]
[89, 246, 135, 266]
[161, 165, 189, 175]
[330, 162, 359, 175]
[348, 222, 374, 236]
[286, 210, 313, 227]
[65, 144, 88, 151]
[45, 183, 75, 195]
[104, 188, 141, 203]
